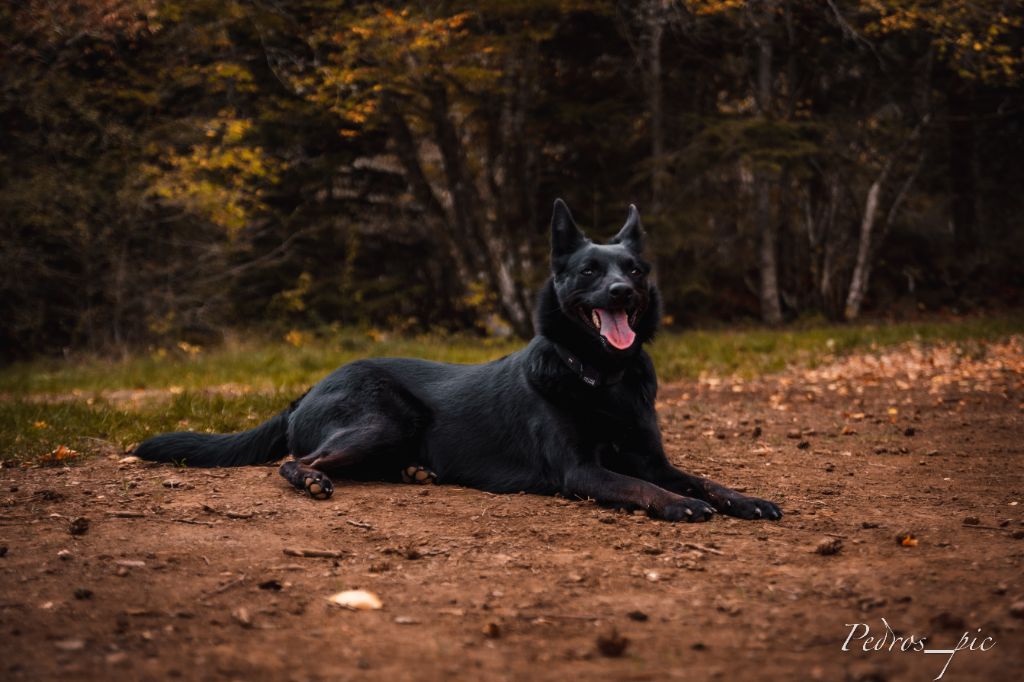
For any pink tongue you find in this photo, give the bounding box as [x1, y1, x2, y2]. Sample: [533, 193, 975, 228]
[595, 308, 636, 350]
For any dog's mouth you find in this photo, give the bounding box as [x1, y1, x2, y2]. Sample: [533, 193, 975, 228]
[577, 306, 639, 350]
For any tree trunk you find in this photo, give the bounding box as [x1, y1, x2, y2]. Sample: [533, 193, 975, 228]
[755, 169, 783, 324]
[648, 2, 665, 213]
[845, 115, 929, 321]
[947, 74, 977, 249]
[844, 176, 883, 320]
[425, 86, 533, 337]
[752, 0, 782, 324]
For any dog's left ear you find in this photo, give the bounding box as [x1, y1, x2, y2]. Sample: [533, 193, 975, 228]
[610, 204, 644, 253]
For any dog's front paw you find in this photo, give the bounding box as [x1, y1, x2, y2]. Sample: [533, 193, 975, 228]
[659, 498, 715, 523]
[718, 495, 782, 521]
[303, 471, 334, 500]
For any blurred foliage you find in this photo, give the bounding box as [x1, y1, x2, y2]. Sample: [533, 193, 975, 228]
[1, 0, 1022, 359]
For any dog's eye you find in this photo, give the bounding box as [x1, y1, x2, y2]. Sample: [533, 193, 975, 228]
[581, 267, 595, 277]
[629, 267, 643, 277]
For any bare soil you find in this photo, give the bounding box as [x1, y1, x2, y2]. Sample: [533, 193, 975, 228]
[2, 343, 1023, 682]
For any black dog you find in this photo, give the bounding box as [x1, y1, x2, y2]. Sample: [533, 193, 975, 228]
[135, 200, 782, 522]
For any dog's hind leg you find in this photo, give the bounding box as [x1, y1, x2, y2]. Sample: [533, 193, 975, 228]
[279, 460, 334, 500]
[280, 420, 407, 500]
[401, 465, 437, 484]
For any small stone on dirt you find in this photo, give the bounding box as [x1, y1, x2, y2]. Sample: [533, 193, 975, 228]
[258, 579, 282, 591]
[903, 427, 916, 437]
[1009, 602, 1024, 619]
[68, 517, 89, 536]
[627, 610, 649, 622]
[797, 440, 811, 449]
[162, 479, 184, 488]
[394, 616, 420, 625]
[105, 652, 128, 666]
[962, 516, 980, 526]
[54, 639, 85, 652]
[57, 549, 73, 561]
[815, 538, 843, 555]
[596, 628, 629, 658]
[232, 607, 253, 628]
[74, 587, 93, 600]
[115, 560, 146, 568]
[482, 622, 501, 638]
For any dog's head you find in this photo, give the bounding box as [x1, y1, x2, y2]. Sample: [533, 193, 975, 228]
[545, 198, 659, 355]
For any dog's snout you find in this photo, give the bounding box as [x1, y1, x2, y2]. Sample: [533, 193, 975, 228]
[609, 282, 634, 302]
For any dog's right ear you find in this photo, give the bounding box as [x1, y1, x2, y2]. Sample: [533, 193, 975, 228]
[551, 198, 586, 265]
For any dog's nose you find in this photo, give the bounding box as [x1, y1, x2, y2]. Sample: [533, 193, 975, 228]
[609, 282, 634, 302]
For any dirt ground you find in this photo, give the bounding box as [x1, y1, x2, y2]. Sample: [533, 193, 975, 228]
[2, 341, 1023, 682]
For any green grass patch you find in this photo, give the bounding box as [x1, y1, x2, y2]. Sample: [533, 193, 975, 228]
[1, 315, 1021, 464]
[0, 392, 292, 465]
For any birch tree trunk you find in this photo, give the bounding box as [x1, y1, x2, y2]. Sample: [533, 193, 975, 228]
[844, 115, 930, 321]
[843, 176, 884, 320]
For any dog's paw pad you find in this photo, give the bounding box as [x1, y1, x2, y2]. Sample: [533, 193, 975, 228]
[303, 473, 334, 500]
[401, 465, 437, 485]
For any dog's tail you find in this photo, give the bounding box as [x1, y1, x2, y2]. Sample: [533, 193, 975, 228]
[134, 408, 292, 468]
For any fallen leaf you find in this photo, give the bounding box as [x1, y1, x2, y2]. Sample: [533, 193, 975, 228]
[327, 589, 382, 610]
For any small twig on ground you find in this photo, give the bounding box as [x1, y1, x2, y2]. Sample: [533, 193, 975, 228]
[202, 504, 253, 520]
[200, 574, 247, 600]
[517, 613, 604, 621]
[282, 548, 346, 558]
[345, 519, 373, 530]
[172, 518, 214, 527]
[681, 542, 725, 556]
[107, 510, 146, 518]
[961, 524, 1012, 533]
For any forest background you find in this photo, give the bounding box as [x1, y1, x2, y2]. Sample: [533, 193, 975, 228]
[3, 0, 1022, 360]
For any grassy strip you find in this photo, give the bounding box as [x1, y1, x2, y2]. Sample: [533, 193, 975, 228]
[4, 316, 1023, 396]
[1, 315, 1021, 464]
[1, 392, 292, 466]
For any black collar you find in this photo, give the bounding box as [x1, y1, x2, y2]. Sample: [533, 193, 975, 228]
[550, 341, 625, 387]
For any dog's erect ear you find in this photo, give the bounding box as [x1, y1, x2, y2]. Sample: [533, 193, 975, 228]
[551, 198, 586, 262]
[610, 204, 644, 253]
